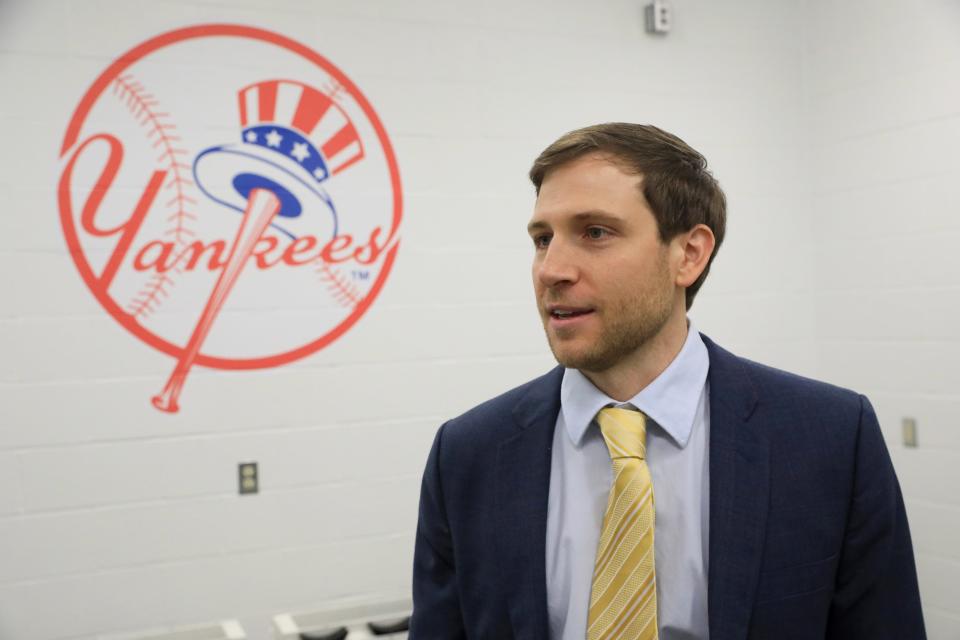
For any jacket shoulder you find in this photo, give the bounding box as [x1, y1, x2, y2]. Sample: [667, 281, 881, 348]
[742, 356, 860, 404]
[703, 334, 866, 424]
[439, 366, 563, 447]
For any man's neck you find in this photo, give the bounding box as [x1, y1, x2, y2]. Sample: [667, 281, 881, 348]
[581, 315, 690, 402]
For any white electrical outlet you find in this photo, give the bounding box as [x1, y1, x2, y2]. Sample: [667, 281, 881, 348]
[645, 0, 672, 34]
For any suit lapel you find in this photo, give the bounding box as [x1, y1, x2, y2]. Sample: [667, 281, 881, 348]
[703, 335, 770, 640]
[494, 366, 563, 640]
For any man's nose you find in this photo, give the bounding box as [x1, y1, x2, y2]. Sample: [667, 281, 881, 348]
[535, 239, 579, 288]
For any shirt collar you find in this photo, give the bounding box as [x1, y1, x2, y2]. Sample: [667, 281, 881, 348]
[560, 322, 710, 449]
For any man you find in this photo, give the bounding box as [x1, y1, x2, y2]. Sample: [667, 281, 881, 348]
[410, 123, 925, 639]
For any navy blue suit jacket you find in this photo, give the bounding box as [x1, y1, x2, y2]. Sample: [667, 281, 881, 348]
[411, 335, 925, 639]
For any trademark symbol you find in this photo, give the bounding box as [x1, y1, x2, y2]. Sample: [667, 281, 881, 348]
[352, 270, 370, 280]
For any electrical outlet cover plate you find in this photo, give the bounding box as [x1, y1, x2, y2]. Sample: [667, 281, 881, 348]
[239, 462, 258, 494]
[902, 418, 918, 448]
[645, 0, 671, 34]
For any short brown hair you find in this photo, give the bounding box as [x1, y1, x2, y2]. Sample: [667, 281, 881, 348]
[529, 123, 726, 310]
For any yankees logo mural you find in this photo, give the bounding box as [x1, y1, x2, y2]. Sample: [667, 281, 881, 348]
[58, 25, 402, 413]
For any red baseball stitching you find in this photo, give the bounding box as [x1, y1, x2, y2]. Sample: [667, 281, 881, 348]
[324, 79, 345, 102]
[316, 262, 363, 307]
[113, 73, 196, 319]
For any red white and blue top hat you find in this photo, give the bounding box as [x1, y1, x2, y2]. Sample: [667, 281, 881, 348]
[193, 79, 366, 240]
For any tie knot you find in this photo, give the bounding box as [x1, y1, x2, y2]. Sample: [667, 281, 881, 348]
[596, 407, 647, 460]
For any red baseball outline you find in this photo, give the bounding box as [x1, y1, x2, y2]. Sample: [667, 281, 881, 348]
[58, 24, 402, 370]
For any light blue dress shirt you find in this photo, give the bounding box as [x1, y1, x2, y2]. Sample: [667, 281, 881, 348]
[546, 324, 711, 640]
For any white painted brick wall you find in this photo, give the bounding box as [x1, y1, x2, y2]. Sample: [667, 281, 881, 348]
[2, 0, 953, 638]
[804, 1, 960, 637]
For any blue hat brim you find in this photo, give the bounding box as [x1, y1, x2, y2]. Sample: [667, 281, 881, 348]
[193, 144, 338, 241]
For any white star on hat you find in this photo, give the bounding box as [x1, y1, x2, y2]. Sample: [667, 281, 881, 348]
[266, 130, 283, 148]
[290, 142, 310, 163]
[244, 130, 258, 143]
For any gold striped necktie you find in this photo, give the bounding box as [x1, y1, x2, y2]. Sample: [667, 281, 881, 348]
[587, 407, 658, 640]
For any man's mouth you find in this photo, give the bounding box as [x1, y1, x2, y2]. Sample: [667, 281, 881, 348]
[548, 306, 594, 320]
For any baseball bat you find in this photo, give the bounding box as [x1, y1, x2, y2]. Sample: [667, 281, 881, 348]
[152, 187, 281, 413]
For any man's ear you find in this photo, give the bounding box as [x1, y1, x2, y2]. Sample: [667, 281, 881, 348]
[674, 224, 716, 287]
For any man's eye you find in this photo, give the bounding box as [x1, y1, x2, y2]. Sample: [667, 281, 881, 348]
[533, 234, 551, 249]
[586, 227, 608, 239]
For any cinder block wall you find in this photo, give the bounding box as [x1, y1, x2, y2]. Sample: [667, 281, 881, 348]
[1, 0, 954, 638]
[803, 1, 960, 637]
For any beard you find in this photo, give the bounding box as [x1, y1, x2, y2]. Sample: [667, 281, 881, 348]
[542, 263, 675, 373]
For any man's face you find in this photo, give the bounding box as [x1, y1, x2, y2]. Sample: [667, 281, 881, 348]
[528, 152, 680, 373]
